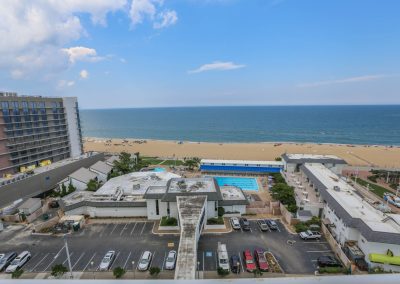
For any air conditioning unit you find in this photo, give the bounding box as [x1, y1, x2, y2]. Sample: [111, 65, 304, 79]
[333, 186, 340, 192]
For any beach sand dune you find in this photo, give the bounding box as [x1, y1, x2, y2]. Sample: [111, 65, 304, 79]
[84, 137, 400, 168]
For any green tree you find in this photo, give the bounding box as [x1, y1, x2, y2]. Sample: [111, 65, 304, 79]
[68, 183, 76, 194]
[271, 183, 298, 213]
[112, 152, 149, 175]
[149, 266, 161, 277]
[184, 159, 197, 170]
[253, 268, 263, 278]
[51, 264, 68, 278]
[11, 269, 24, 279]
[86, 179, 99, 191]
[275, 157, 282, 161]
[61, 183, 67, 196]
[113, 267, 126, 279]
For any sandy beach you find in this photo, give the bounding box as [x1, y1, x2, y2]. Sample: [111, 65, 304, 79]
[83, 137, 400, 168]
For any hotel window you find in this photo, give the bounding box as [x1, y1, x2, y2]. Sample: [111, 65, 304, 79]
[156, 200, 159, 215]
[1, 101, 9, 110]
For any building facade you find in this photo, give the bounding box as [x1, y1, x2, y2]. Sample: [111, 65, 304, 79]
[200, 159, 284, 174]
[0, 92, 83, 175]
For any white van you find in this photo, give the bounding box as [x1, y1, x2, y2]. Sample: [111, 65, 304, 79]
[217, 242, 230, 272]
[5, 251, 31, 273]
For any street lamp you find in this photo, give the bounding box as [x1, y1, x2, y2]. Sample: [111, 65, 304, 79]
[197, 261, 200, 279]
[237, 261, 240, 275]
[91, 261, 95, 279]
[132, 261, 135, 279]
[63, 235, 73, 279]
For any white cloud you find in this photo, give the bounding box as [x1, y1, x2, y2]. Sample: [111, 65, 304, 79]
[129, 0, 177, 29]
[154, 10, 178, 29]
[188, 61, 246, 74]
[297, 74, 398, 88]
[57, 79, 75, 89]
[80, 69, 89, 79]
[63, 46, 104, 63]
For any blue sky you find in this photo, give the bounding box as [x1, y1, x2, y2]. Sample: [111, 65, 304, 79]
[0, 0, 399, 108]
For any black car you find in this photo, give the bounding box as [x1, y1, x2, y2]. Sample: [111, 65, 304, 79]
[266, 219, 278, 230]
[230, 255, 241, 273]
[317, 256, 341, 267]
[239, 218, 250, 231]
[0, 252, 17, 271]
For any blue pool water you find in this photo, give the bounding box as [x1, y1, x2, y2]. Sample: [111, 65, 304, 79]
[214, 176, 259, 191]
[153, 167, 166, 172]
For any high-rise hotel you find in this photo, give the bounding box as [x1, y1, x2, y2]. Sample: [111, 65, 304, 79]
[0, 91, 83, 176]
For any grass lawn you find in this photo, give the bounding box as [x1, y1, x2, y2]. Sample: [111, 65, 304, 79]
[352, 177, 392, 198]
[160, 159, 184, 166]
[142, 158, 164, 165]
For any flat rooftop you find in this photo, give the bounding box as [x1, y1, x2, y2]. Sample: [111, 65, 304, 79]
[304, 163, 400, 234]
[168, 178, 216, 194]
[220, 186, 246, 201]
[284, 154, 343, 160]
[95, 171, 180, 196]
[201, 159, 283, 166]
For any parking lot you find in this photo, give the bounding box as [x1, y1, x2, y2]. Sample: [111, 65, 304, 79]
[1, 219, 334, 276]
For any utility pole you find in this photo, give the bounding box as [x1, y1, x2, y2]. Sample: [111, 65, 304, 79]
[64, 235, 73, 279]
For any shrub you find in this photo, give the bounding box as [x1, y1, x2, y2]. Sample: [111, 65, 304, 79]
[149, 266, 161, 277]
[217, 207, 225, 217]
[51, 264, 68, 278]
[217, 267, 229, 277]
[207, 217, 224, 225]
[253, 268, 263, 278]
[294, 223, 309, 233]
[367, 175, 378, 183]
[12, 269, 23, 279]
[113, 267, 126, 279]
[160, 216, 178, 226]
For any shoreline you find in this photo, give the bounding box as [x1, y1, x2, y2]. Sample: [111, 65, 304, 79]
[83, 137, 400, 168]
[83, 136, 400, 148]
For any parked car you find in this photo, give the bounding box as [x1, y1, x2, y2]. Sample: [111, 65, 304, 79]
[266, 219, 278, 230]
[138, 251, 152, 271]
[99, 251, 116, 271]
[217, 242, 230, 272]
[230, 217, 241, 230]
[254, 248, 269, 271]
[0, 252, 17, 272]
[299, 230, 321, 240]
[164, 250, 177, 270]
[243, 250, 256, 272]
[317, 256, 341, 267]
[257, 220, 269, 231]
[230, 255, 241, 274]
[5, 251, 31, 273]
[239, 218, 251, 231]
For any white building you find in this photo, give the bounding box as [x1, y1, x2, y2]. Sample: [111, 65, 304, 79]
[89, 161, 112, 182]
[66, 167, 98, 191]
[200, 159, 284, 174]
[61, 171, 249, 220]
[62, 97, 83, 158]
[301, 163, 400, 271]
[282, 153, 347, 175]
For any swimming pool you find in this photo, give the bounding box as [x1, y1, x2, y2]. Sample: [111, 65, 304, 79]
[214, 176, 259, 191]
[153, 167, 166, 172]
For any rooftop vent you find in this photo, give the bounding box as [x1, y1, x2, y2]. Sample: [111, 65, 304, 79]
[333, 186, 340, 192]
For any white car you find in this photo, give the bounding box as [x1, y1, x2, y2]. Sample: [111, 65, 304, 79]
[230, 217, 241, 230]
[5, 251, 31, 273]
[137, 251, 152, 271]
[99, 251, 116, 271]
[164, 250, 176, 270]
[299, 230, 321, 240]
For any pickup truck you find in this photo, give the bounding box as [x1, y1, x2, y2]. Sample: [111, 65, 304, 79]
[299, 230, 321, 240]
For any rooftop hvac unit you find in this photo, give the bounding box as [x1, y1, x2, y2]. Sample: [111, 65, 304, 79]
[333, 186, 340, 192]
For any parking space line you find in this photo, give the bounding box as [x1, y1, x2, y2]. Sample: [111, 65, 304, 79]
[130, 223, 137, 236]
[303, 241, 328, 244]
[202, 251, 205, 271]
[238, 251, 244, 273]
[140, 222, 147, 235]
[30, 253, 50, 272]
[83, 253, 96, 271]
[99, 224, 109, 238]
[306, 250, 332, 253]
[109, 224, 118, 236]
[149, 251, 156, 268]
[120, 223, 128, 236]
[161, 251, 167, 271]
[62, 252, 74, 265]
[111, 252, 121, 269]
[123, 252, 132, 269]
[214, 251, 218, 270]
[72, 252, 85, 270]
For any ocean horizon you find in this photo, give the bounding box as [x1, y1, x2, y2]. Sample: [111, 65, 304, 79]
[80, 105, 400, 146]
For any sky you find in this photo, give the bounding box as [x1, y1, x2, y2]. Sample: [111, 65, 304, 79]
[0, 0, 400, 109]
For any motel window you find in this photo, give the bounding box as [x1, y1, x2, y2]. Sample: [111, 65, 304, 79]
[156, 200, 159, 215]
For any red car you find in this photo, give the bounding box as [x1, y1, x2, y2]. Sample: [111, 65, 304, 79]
[254, 248, 269, 271]
[243, 250, 257, 272]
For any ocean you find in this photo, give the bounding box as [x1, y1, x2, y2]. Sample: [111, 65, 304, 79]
[80, 105, 400, 145]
